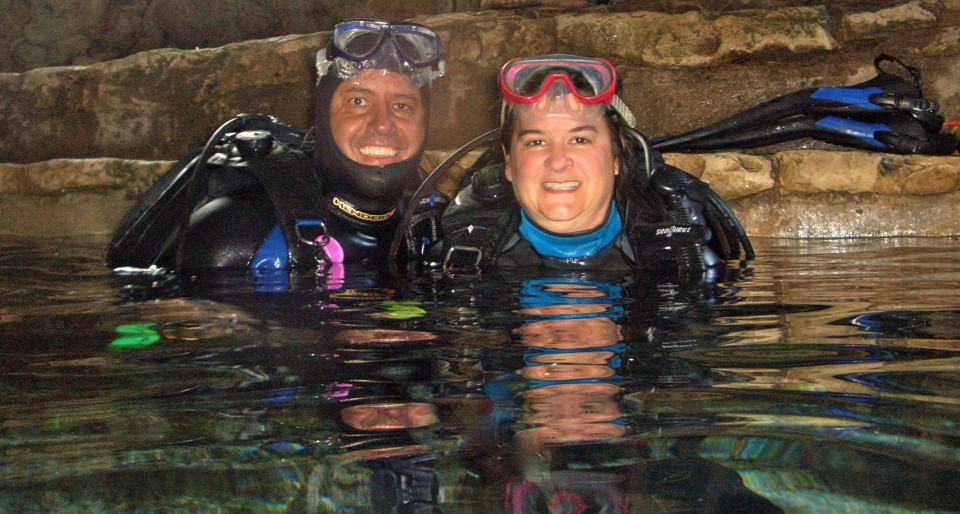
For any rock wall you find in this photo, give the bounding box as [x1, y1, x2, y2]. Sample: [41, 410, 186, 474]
[3, 1, 959, 162]
[0, 0, 479, 73]
[0, 0, 958, 239]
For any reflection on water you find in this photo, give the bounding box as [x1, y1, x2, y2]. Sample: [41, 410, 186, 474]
[1, 236, 959, 512]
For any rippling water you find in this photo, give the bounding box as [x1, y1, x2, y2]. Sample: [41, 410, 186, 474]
[1, 236, 958, 512]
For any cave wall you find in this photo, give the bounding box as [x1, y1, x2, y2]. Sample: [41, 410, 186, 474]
[0, 0, 481, 73]
[0, 0, 957, 238]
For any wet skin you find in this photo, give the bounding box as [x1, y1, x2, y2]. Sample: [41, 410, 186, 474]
[329, 69, 426, 167]
[504, 95, 619, 234]
[340, 402, 437, 431]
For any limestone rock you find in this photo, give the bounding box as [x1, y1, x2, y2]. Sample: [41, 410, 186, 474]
[844, 0, 942, 39]
[0, 33, 323, 163]
[731, 189, 960, 238]
[0, 190, 134, 238]
[778, 151, 960, 195]
[665, 153, 775, 200]
[0, 0, 466, 73]
[900, 158, 960, 194]
[557, 7, 835, 67]
[0, 158, 173, 197]
[779, 151, 885, 194]
[425, 12, 556, 146]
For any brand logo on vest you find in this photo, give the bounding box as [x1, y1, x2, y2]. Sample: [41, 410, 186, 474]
[656, 225, 692, 237]
[332, 196, 396, 222]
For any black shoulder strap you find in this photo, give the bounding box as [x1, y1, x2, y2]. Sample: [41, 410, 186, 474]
[243, 148, 329, 268]
[440, 164, 521, 273]
[106, 151, 201, 268]
[623, 165, 753, 276]
[105, 114, 309, 269]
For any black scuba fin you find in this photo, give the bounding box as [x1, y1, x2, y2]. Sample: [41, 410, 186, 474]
[653, 54, 954, 155]
[655, 112, 957, 155]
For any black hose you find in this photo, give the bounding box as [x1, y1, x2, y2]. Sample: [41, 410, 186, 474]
[387, 128, 501, 277]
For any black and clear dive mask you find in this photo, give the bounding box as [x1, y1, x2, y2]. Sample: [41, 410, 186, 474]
[316, 18, 445, 88]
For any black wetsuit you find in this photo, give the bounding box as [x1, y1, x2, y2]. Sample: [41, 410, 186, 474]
[107, 72, 439, 275]
[176, 158, 406, 271]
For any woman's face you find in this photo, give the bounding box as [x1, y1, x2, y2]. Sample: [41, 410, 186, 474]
[504, 98, 619, 234]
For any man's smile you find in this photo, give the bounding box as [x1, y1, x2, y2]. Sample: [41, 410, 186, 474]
[359, 145, 399, 158]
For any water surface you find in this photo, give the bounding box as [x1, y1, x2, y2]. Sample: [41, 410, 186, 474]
[1, 236, 958, 512]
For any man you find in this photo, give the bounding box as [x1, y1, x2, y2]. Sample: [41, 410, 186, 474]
[107, 19, 445, 275]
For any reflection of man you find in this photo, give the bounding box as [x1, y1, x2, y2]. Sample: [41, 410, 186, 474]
[306, 354, 443, 511]
[340, 402, 437, 431]
[109, 19, 446, 273]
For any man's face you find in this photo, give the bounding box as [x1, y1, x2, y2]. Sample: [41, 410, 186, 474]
[329, 69, 426, 167]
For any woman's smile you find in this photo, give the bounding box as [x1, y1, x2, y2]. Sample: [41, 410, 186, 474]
[543, 180, 581, 191]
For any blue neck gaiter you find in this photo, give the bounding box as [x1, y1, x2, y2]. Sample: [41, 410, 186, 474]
[519, 202, 622, 259]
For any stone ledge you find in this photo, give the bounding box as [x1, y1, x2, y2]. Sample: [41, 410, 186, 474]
[0, 158, 174, 197]
[666, 151, 960, 197]
[2, 150, 957, 238]
[732, 189, 960, 238]
[556, 7, 836, 67]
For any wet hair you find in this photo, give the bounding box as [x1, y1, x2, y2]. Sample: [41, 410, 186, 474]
[499, 104, 638, 207]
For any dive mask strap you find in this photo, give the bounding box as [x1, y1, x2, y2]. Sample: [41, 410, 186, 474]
[610, 95, 636, 128]
[499, 93, 635, 128]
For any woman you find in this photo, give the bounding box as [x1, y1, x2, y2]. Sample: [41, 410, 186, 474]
[438, 54, 753, 277]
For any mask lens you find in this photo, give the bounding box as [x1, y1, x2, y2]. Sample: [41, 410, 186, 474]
[337, 28, 383, 58]
[334, 21, 440, 66]
[516, 69, 600, 98]
[502, 55, 616, 105]
[391, 29, 441, 65]
[322, 19, 445, 88]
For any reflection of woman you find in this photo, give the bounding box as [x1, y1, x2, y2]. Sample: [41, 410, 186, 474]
[504, 279, 631, 453]
[439, 54, 752, 277]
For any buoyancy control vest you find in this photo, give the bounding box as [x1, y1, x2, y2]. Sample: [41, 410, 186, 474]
[175, 147, 405, 271]
[106, 113, 445, 273]
[437, 148, 753, 278]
